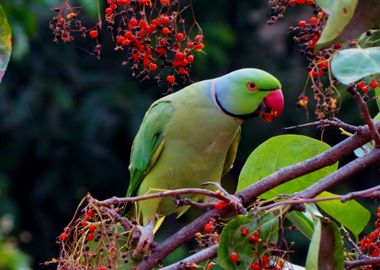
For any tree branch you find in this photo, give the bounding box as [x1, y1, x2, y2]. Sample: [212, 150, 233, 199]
[345, 256, 380, 269]
[159, 245, 218, 270]
[137, 122, 380, 270]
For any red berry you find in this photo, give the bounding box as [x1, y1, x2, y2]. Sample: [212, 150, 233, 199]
[296, 0, 305, 4]
[207, 262, 216, 269]
[129, 17, 138, 26]
[117, 35, 126, 44]
[98, 265, 107, 270]
[178, 67, 188, 75]
[230, 252, 239, 263]
[162, 27, 170, 35]
[195, 43, 204, 51]
[86, 233, 94, 241]
[117, 0, 130, 5]
[89, 30, 98, 39]
[176, 33, 185, 41]
[361, 86, 369, 94]
[334, 42, 342, 49]
[310, 17, 318, 25]
[167, 75, 175, 84]
[298, 20, 307, 27]
[204, 223, 213, 233]
[289, 0, 296, 6]
[370, 80, 379, 88]
[215, 200, 229, 210]
[240, 227, 249, 236]
[59, 232, 68, 241]
[306, 0, 314, 4]
[357, 81, 366, 89]
[109, 3, 117, 10]
[149, 63, 158, 71]
[195, 35, 204, 42]
[122, 39, 131, 46]
[105, 7, 113, 15]
[88, 224, 96, 232]
[143, 57, 151, 66]
[251, 262, 261, 270]
[160, 16, 170, 25]
[187, 55, 194, 63]
[249, 233, 260, 243]
[187, 41, 194, 48]
[57, 17, 65, 25]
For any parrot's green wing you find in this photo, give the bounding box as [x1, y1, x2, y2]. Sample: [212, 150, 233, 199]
[222, 127, 241, 175]
[127, 100, 174, 197]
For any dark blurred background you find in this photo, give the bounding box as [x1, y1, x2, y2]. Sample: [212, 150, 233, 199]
[0, 0, 379, 269]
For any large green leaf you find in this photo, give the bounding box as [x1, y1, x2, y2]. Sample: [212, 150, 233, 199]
[331, 47, 380, 85]
[286, 211, 315, 239]
[306, 218, 344, 270]
[316, 191, 370, 237]
[315, 0, 358, 48]
[0, 5, 11, 84]
[237, 135, 338, 198]
[217, 213, 278, 270]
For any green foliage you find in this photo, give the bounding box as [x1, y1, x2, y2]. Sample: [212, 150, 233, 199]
[0, 5, 11, 83]
[0, 241, 30, 270]
[237, 134, 338, 198]
[331, 47, 380, 85]
[316, 191, 370, 236]
[305, 218, 344, 270]
[217, 212, 279, 270]
[315, 0, 358, 48]
[286, 210, 315, 239]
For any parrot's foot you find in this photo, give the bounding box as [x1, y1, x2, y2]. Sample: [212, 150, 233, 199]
[132, 219, 155, 258]
[202, 181, 248, 215]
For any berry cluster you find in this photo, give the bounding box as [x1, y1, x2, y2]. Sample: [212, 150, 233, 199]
[267, 0, 315, 25]
[355, 79, 379, 95]
[46, 197, 139, 270]
[50, 0, 203, 89]
[195, 217, 223, 248]
[226, 226, 286, 270]
[360, 207, 380, 261]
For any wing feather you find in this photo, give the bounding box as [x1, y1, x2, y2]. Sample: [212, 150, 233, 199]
[127, 100, 174, 197]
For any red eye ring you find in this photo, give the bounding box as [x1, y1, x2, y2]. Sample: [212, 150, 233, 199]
[246, 82, 258, 92]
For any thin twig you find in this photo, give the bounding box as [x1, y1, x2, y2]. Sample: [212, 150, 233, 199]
[93, 188, 230, 206]
[348, 86, 380, 147]
[283, 118, 361, 133]
[159, 245, 218, 270]
[342, 185, 380, 202]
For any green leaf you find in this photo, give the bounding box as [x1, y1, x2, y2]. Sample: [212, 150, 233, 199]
[237, 135, 338, 198]
[354, 112, 380, 157]
[316, 191, 370, 236]
[217, 213, 278, 270]
[286, 211, 315, 239]
[306, 218, 344, 270]
[315, 0, 358, 48]
[0, 5, 12, 83]
[376, 88, 380, 111]
[331, 47, 380, 85]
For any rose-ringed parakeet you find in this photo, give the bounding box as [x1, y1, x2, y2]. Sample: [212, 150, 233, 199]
[127, 68, 283, 254]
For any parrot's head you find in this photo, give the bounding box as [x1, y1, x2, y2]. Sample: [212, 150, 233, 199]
[213, 68, 284, 122]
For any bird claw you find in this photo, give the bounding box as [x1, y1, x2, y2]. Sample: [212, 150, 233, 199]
[202, 181, 247, 215]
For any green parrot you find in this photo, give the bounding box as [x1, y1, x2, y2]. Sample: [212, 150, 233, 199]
[127, 68, 283, 253]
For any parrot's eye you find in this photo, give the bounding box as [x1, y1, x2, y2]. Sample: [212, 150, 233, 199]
[246, 82, 258, 92]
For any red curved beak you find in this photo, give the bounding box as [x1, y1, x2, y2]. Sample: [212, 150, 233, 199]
[259, 89, 284, 122]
